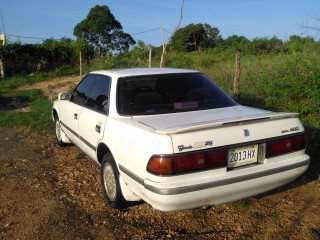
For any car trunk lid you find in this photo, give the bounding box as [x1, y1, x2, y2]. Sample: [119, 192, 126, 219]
[133, 105, 299, 134]
[133, 105, 303, 153]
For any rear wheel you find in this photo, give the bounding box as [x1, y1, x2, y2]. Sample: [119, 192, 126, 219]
[101, 153, 126, 209]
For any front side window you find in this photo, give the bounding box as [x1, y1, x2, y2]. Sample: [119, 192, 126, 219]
[70, 74, 96, 105]
[117, 73, 237, 115]
[70, 74, 111, 113]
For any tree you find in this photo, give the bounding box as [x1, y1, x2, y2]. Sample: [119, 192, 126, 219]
[203, 23, 223, 46]
[223, 35, 249, 47]
[169, 23, 222, 52]
[250, 36, 283, 55]
[130, 40, 153, 63]
[70, 38, 94, 59]
[74, 5, 135, 55]
[41, 37, 94, 67]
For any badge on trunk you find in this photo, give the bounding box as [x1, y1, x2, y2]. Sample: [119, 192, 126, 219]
[243, 129, 250, 137]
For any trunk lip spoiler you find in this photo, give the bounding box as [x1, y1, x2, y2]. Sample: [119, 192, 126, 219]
[155, 112, 299, 134]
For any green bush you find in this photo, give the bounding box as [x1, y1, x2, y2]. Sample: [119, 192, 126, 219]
[0, 39, 94, 77]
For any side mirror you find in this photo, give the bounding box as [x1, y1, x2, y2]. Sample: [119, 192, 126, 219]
[58, 92, 71, 100]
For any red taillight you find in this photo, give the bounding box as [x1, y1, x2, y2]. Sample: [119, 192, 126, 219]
[205, 150, 228, 168]
[266, 134, 306, 158]
[147, 150, 227, 176]
[171, 154, 206, 173]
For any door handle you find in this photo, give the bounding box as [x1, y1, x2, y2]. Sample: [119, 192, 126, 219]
[95, 125, 101, 133]
[74, 113, 78, 120]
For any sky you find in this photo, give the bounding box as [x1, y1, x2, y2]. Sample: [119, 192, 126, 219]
[0, 0, 319, 46]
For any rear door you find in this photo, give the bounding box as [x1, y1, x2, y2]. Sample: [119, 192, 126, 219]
[77, 75, 111, 161]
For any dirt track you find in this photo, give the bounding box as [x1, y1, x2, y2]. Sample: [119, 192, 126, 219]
[0, 76, 319, 239]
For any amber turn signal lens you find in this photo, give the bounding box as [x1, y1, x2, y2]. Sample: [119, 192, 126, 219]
[147, 156, 173, 175]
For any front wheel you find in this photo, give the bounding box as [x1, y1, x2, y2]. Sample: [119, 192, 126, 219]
[54, 117, 66, 146]
[101, 153, 126, 209]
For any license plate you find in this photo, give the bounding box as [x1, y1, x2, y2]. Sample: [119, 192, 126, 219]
[228, 145, 258, 168]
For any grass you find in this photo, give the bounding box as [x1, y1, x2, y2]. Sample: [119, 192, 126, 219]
[0, 89, 52, 131]
[268, 212, 279, 220]
[240, 199, 252, 209]
[192, 207, 208, 217]
[0, 67, 78, 90]
[251, 212, 264, 220]
[0, 67, 79, 131]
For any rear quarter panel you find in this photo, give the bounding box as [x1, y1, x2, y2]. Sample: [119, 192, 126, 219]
[103, 117, 173, 189]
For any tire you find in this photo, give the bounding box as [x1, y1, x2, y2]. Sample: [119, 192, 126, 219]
[54, 117, 66, 147]
[101, 153, 126, 209]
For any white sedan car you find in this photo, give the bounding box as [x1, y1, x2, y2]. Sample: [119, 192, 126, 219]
[52, 68, 309, 211]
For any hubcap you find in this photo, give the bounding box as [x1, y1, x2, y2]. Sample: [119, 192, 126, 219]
[55, 120, 62, 141]
[103, 163, 117, 201]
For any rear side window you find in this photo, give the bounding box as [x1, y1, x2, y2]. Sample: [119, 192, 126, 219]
[87, 76, 111, 112]
[117, 73, 237, 115]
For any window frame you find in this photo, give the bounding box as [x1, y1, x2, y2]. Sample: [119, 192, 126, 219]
[70, 74, 112, 115]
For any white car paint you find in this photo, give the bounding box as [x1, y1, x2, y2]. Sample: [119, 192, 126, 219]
[52, 68, 310, 211]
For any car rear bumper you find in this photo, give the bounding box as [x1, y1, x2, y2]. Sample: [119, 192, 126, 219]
[142, 154, 310, 211]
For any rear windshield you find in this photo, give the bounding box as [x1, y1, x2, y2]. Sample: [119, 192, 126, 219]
[117, 72, 237, 115]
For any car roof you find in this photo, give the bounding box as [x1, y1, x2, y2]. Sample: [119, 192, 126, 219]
[90, 68, 199, 78]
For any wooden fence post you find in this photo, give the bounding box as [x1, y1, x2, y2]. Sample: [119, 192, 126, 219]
[79, 51, 83, 78]
[0, 34, 6, 78]
[149, 48, 152, 68]
[233, 51, 241, 100]
[160, 26, 165, 68]
[0, 58, 4, 78]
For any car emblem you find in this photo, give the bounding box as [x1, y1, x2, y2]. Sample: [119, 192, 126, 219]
[243, 129, 250, 137]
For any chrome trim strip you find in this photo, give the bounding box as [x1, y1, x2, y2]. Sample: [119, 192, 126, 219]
[79, 135, 96, 151]
[119, 164, 144, 186]
[119, 159, 309, 196]
[60, 121, 96, 151]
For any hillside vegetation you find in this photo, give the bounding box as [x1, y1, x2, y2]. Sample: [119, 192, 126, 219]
[0, 36, 319, 154]
[91, 37, 320, 152]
